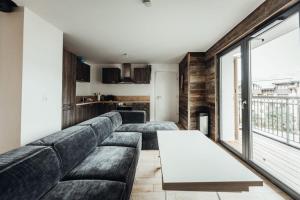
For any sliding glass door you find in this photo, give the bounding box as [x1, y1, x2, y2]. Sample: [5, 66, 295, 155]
[219, 4, 300, 199]
[249, 11, 300, 195]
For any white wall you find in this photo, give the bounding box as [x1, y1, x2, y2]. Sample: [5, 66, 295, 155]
[0, 8, 24, 153]
[76, 64, 179, 121]
[20, 8, 63, 145]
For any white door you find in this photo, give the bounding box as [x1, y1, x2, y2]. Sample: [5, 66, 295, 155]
[155, 71, 179, 122]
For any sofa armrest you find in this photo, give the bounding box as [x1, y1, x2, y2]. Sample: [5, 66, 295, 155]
[114, 110, 146, 124]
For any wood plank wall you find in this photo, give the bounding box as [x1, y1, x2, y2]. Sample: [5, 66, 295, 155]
[179, 55, 189, 129]
[205, 58, 216, 140]
[179, 0, 299, 141]
[179, 53, 207, 130]
[189, 53, 207, 130]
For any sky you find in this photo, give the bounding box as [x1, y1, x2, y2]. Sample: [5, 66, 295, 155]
[250, 13, 300, 88]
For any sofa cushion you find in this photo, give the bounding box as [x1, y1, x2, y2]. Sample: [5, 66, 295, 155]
[144, 121, 179, 131]
[115, 123, 145, 133]
[29, 126, 95, 146]
[101, 112, 123, 131]
[64, 146, 136, 183]
[42, 180, 125, 200]
[115, 110, 146, 124]
[0, 146, 61, 200]
[29, 126, 97, 176]
[116, 121, 178, 133]
[101, 132, 142, 149]
[116, 121, 178, 150]
[79, 117, 113, 144]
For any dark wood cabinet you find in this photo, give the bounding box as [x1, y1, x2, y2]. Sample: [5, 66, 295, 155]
[62, 107, 76, 129]
[102, 66, 151, 84]
[75, 103, 107, 124]
[132, 103, 150, 121]
[62, 50, 77, 129]
[76, 61, 90, 82]
[74, 102, 150, 124]
[102, 103, 117, 113]
[134, 66, 151, 84]
[102, 68, 121, 83]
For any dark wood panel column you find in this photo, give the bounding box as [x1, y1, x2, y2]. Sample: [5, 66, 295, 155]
[179, 52, 207, 130]
[62, 50, 77, 129]
[179, 55, 189, 129]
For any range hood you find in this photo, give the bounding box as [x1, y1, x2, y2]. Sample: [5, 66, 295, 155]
[121, 63, 133, 83]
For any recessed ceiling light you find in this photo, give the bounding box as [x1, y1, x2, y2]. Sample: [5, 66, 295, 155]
[143, 0, 151, 7]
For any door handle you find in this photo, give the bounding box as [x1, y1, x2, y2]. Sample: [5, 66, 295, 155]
[242, 100, 247, 109]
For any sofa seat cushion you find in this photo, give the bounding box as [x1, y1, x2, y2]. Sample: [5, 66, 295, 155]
[42, 180, 125, 200]
[101, 112, 123, 131]
[116, 121, 178, 150]
[0, 146, 61, 200]
[144, 121, 179, 132]
[79, 117, 113, 144]
[64, 146, 137, 183]
[101, 132, 142, 149]
[115, 123, 144, 133]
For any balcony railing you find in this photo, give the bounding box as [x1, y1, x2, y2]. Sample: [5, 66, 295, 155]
[240, 96, 300, 148]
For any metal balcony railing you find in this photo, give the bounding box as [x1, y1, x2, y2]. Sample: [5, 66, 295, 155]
[239, 96, 300, 147]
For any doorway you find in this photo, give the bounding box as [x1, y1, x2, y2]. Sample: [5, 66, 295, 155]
[154, 71, 179, 122]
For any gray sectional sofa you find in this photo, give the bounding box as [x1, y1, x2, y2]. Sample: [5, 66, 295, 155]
[113, 110, 179, 150]
[0, 111, 178, 200]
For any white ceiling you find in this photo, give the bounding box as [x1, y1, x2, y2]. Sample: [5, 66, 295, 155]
[15, 0, 265, 64]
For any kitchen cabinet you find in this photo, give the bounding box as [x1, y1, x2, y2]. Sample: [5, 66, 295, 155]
[102, 68, 121, 83]
[132, 103, 150, 121]
[62, 50, 77, 129]
[134, 67, 151, 84]
[76, 61, 90, 82]
[74, 102, 150, 124]
[75, 103, 106, 124]
[100, 103, 117, 113]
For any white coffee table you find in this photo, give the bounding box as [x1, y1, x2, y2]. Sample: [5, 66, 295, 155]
[157, 130, 263, 199]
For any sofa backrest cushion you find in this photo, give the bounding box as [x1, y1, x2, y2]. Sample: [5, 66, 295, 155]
[79, 117, 113, 144]
[29, 126, 97, 176]
[114, 110, 146, 124]
[101, 112, 122, 131]
[0, 146, 61, 200]
[28, 126, 92, 146]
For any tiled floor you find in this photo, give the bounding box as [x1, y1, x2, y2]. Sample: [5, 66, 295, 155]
[131, 150, 293, 200]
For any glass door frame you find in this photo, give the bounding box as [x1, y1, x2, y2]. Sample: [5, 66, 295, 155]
[218, 42, 249, 159]
[217, 3, 300, 199]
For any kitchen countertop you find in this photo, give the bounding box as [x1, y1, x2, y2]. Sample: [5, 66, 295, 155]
[76, 100, 150, 106]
